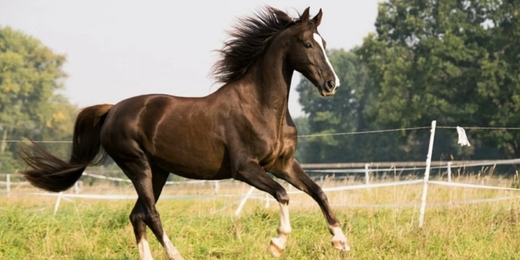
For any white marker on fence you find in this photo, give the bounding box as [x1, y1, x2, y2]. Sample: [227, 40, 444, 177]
[456, 126, 471, 146]
[419, 120, 437, 228]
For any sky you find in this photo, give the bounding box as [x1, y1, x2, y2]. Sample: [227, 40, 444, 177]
[0, 0, 381, 117]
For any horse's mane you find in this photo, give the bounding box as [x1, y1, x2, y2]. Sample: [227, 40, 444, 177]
[212, 6, 300, 84]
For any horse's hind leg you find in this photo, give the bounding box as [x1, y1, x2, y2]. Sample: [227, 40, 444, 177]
[129, 198, 153, 260]
[116, 156, 184, 260]
[147, 165, 183, 260]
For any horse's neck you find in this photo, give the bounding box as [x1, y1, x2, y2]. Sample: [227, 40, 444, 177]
[245, 48, 293, 120]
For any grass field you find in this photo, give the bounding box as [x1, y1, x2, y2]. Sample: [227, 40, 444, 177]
[1, 175, 520, 259]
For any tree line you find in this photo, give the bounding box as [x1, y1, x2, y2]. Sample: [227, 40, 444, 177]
[295, 0, 520, 164]
[0, 27, 77, 173]
[1, 0, 520, 173]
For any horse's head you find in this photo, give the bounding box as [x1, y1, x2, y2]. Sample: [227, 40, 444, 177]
[285, 7, 339, 97]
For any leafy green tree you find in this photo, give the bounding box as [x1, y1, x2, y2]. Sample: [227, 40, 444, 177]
[358, 0, 520, 160]
[296, 49, 406, 163]
[0, 27, 76, 172]
[297, 47, 426, 163]
[297, 50, 356, 162]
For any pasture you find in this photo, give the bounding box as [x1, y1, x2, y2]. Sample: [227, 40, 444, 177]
[1, 175, 520, 259]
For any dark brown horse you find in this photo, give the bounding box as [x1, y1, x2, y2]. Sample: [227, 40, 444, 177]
[19, 6, 349, 260]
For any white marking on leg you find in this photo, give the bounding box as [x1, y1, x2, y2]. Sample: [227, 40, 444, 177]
[162, 232, 184, 260]
[330, 225, 350, 251]
[138, 236, 154, 260]
[313, 33, 340, 87]
[270, 203, 292, 257]
[277, 203, 292, 235]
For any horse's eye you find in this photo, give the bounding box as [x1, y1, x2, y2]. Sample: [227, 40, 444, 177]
[304, 42, 312, 48]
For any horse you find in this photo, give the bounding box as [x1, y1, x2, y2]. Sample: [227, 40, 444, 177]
[19, 6, 349, 260]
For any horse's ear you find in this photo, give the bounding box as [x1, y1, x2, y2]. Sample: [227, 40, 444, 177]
[312, 9, 323, 26]
[301, 7, 311, 22]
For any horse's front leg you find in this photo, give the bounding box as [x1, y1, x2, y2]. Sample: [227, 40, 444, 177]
[269, 201, 292, 257]
[232, 160, 292, 257]
[271, 158, 350, 252]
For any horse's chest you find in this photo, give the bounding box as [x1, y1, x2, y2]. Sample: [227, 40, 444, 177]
[258, 132, 295, 169]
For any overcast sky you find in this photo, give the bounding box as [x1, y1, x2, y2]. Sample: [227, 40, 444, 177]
[0, 0, 381, 117]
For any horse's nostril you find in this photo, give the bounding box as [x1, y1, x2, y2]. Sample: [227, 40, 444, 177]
[326, 80, 335, 91]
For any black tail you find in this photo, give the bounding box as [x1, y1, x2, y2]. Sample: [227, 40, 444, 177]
[18, 104, 113, 192]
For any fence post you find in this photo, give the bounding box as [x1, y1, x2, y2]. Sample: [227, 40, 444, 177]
[214, 181, 220, 194]
[74, 182, 80, 194]
[418, 120, 437, 228]
[6, 174, 11, 195]
[364, 163, 370, 185]
[447, 161, 452, 182]
[54, 192, 63, 215]
[235, 186, 255, 217]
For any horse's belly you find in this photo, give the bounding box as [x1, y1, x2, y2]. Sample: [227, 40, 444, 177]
[157, 160, 233, 180]
[152, 145, 232, 180]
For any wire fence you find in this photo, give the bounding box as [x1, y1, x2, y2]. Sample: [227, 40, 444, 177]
[2, 121, 520, 226]
[2, 157, 520, 214]
[4, 124, 520, 143]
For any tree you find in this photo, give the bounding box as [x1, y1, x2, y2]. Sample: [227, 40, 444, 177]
[297, 47, 427, 163]
[357, 0, 520, 160]
[0, 27, 76, 172]
[297, 49, 404, 163]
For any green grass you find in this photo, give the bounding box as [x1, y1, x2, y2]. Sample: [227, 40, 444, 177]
[2, 177, 520, 259]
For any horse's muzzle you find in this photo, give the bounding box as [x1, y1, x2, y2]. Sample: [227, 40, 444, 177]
[320, 80, 339, 97]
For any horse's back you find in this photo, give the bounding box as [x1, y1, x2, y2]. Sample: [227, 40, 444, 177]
[101, 94, 174, 142]
[100, 94, 232, 179]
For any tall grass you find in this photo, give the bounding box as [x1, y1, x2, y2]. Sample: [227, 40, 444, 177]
[1, 175, 520, 259]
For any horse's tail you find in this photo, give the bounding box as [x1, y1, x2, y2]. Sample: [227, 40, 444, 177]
[18, 104, 113, 192]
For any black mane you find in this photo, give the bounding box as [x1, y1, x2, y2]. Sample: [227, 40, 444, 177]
[212, 6, 300, 84]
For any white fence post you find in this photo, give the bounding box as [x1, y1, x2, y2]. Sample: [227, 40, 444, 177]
[364, 163, 370, 185]
[6, 174, 11, 195]
[235, 186, 256, 217]
[74, 182, 80, 194]
[214, 181, 220, 194]
[447, 161, 452, 182]
[54, 192, 63, 215]
[418, 120, 437, 228]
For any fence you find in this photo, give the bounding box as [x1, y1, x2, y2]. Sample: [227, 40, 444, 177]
[2, 120, 520, 227]
[2, 160, 520, 224]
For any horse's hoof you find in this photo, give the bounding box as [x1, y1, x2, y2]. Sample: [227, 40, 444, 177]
[331, 239, 350, 251]
[269, 238, 284, 257]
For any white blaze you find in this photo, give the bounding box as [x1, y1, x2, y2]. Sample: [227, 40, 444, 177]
[313, 33, 340, 87]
